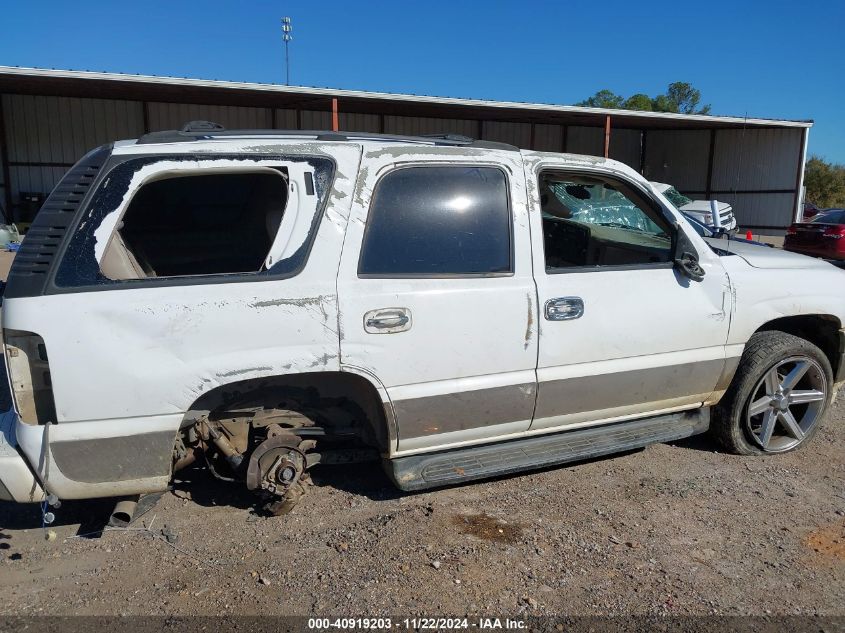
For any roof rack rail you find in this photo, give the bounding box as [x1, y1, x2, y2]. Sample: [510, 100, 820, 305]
[136, 122, 519, 151]
[181, 120, 225, 133]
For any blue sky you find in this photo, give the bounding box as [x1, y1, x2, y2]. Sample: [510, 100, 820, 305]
[2, 0, 843, 162]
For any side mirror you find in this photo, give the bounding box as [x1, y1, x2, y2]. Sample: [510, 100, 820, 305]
[673, 222, 705, 282]
[674, 251, 705, 282]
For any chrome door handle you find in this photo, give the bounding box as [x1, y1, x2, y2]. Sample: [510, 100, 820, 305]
[544, 297, 584, 321]
[364, 308, 412, 333]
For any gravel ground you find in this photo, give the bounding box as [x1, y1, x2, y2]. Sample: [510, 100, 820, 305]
[1, 391, 844, 618]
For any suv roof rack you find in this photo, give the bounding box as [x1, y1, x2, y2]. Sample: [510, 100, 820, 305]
[136, 121, 519, 151]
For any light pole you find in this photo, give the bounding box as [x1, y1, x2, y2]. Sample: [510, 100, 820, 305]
[282, 17, 293, 86]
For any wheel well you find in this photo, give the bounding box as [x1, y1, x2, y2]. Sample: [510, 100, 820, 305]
[757, 315, 843, 378]
[182, 371, 392, 452]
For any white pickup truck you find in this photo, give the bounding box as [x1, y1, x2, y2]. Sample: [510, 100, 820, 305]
[651, 182, 738, 232]
[1, 124, 843, 515]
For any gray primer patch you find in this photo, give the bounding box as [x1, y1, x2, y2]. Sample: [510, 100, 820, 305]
[51, 432, 175, 483]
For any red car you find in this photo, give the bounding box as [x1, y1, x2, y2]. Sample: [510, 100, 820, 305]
[784, 209, 845, 260]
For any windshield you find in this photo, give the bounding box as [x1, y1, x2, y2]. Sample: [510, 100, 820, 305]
[662, 186, 693, 209]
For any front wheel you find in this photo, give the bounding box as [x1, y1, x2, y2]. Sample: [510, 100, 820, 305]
[712, 331, 833, 455]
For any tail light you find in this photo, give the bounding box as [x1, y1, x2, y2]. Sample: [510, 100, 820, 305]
[786, 226, 797, 236]
[823, 226, 845, 239]
[3, 330, 56, 425]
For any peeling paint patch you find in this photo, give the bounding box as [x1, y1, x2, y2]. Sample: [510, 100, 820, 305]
[524, 293, 534, 350]
[215, 366, 273, 378]
[309, 352, 337, 368]
[249, 296, 328, 309]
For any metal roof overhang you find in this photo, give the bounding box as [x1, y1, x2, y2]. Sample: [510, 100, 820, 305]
[0, 66, 813, 132]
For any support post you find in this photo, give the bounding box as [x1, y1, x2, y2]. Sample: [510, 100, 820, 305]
[793, 127, 809, 223]
[639, 130, 647, 175]
[705, 129, 716, 198]
[603, 115, 611, 158]
[331, 98, 339, 132]
[0, 95, 13, 215]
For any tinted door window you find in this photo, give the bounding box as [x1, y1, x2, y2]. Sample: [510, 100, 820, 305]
[358, 166, 511, 276]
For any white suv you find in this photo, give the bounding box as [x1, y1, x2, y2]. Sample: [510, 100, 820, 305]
[1, 124, 843, 515]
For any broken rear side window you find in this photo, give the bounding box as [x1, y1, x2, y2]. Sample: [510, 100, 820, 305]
[54, 154, 334, 288]
[101, 170, 286, 279]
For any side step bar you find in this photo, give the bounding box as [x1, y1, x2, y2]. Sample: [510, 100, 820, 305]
[388, 409, 709, 492]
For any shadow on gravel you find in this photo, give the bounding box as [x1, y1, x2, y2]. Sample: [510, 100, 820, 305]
[0, 497, 115, 536]
[173, 459, 403, 511]
[311, 461, 403, 502]
[668, 433, 720, 452]
[171, 463, 256, 511]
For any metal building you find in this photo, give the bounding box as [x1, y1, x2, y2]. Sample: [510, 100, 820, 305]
[0, 66, 812, 234]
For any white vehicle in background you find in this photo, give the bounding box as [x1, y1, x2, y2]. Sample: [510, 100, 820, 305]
[652, 181, 738, 232]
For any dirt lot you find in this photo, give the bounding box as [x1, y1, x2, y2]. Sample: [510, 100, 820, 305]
[1, 387, 844, 618]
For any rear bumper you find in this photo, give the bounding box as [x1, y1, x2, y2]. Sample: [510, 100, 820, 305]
[0, 409, 45, 503]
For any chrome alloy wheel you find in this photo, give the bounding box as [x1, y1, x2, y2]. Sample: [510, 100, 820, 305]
[745, 356, 828, 452]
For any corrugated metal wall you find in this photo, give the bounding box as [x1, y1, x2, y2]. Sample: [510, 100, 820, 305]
[643, 127, 802, 229]
[147, 102, 271, 130]
[0, 92, 803, 232]
[481, 121, 532, 147]
[643, 130, 711, 191]
[533, 124, 564, 152]
[2, 94, 144, 204]
[384, 115, 476, 137]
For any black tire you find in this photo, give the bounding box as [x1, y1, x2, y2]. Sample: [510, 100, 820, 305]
[711, 330, 833, 455]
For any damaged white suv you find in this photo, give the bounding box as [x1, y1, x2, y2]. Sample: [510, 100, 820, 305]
[1, 122, 843, 516]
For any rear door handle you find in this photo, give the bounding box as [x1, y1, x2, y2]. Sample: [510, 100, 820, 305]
[544, 297, 584, 321]
[364, 308, 412, 334]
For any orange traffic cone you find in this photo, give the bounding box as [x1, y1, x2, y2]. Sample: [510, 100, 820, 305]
[745, 230, 753, 241]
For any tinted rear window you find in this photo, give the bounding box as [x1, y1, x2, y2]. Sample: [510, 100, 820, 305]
[358, 166, 512, 276]
[812, 210, 845, 224]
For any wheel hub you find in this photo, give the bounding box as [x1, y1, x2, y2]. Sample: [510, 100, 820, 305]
[745, 355, 827, 452]
[245, 427, 316, 516]
[771, 392, 789, 412]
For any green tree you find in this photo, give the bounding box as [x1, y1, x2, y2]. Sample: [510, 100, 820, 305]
[575, 89, 624, 109]
[575, 81, 711, 114]
[659, 82, 711, 114]
[651, 93, 679, 113]
[804, 156, 845, 208]
[623, 93, 653, 111]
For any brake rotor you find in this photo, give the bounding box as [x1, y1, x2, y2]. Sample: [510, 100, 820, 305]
[246, 428, 314, 516]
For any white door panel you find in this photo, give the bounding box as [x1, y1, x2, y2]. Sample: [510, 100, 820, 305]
[524, 154, 732, 430]
[338, 148, 538, 454]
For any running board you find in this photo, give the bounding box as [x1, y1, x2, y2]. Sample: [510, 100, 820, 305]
[388, 409, 709, 492]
